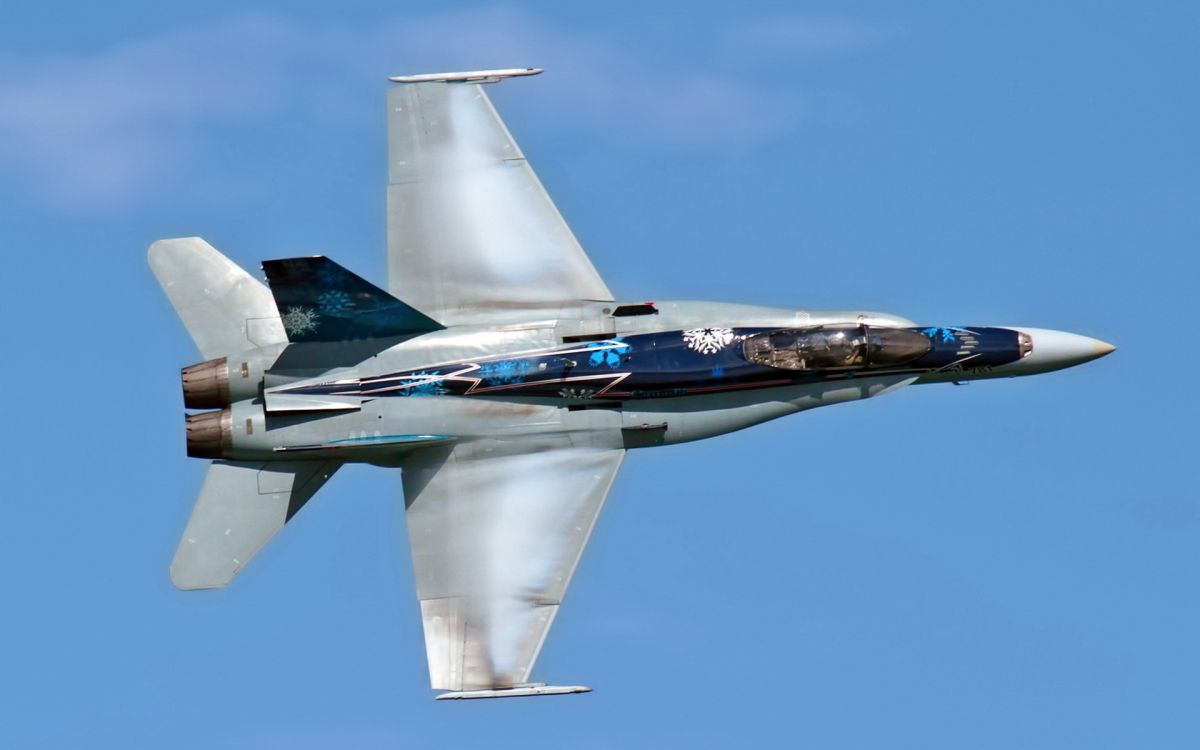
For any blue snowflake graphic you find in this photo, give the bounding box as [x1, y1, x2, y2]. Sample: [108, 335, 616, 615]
[710, 365, 725, 378]
[921, 327, 957, 343]
[315, 264, 352, 288]
[317, 290, 351, 313]
[478, 359, 532, 385]
[404, 371, 447, 397]
[586, 338, 631, 368]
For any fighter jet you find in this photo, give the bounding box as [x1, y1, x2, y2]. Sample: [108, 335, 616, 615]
[149, 68, 1114, 700]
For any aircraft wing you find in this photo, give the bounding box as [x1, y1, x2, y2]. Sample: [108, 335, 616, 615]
[387, 72, 613, 325]
[402, 438, 624, 693]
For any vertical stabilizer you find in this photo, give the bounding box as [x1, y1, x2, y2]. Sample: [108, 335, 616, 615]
[262, 256, 443, 342]
[149, 237, 286, 359]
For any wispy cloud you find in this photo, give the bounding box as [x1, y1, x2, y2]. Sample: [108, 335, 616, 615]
[0, 7, 885, 214]
[724, 13, 887, 58]
[0, 14, 297, 212]
[367, 6, 792, 144]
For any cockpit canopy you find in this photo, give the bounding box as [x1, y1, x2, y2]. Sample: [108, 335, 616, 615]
[742, 326, 931, 371]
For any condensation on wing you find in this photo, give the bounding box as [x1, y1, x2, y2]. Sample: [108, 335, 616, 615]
[387, 83, 612, 324]
[403, 441, 624, 690]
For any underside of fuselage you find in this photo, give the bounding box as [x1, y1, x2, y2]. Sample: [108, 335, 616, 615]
[273, 324, 1027, 405]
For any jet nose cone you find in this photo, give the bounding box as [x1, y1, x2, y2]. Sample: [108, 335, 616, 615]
[1004, 328, 1115, 375]
[1093, 339, 1117, 357]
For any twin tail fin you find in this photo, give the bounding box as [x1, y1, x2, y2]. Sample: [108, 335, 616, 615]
[149, 239, 441, 354]
[263, 256, 444, 343]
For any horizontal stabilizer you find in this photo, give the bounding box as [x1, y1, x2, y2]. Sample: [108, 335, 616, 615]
[171, 460, 339, 589]
[149, 237, 287, 359]
[435, 684, 591, 700]
[262, 256, 444, 343]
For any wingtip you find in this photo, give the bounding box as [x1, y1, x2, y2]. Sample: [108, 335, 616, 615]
[434, 684, 591, 700]
[388, 68, 543, 84]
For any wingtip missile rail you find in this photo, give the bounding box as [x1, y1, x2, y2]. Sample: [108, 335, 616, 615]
[387, 68, 543, 84]
[435, 684, 592, 700]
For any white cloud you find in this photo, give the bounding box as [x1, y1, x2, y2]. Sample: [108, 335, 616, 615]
[724, 14, 886, 59]
[0, 14, 297, 212]
[365, 6, 791, 144]
[0, 7, 882, 214]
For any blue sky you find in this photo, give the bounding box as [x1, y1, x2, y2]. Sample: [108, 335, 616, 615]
[1, 1, 1196, 747]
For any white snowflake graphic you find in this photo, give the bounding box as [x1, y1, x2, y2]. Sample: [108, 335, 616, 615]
[682, 327, 733, 354]
[282, 306, 320, 336]
[558, 387, 596, 399]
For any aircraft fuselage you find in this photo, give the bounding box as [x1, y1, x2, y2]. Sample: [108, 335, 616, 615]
[184, 303, 1112, 462]
[277, 324, 1026, 403]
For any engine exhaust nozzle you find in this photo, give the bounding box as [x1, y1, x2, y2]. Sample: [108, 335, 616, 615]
[182, 357, 230, 409]
[185, 408, 232, 459]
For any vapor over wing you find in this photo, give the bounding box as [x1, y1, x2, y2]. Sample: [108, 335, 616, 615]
[387, 79, 613, 325]
[401, 440, 623, 691]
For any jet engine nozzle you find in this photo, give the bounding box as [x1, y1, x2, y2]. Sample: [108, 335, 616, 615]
[185, 408, 232, 459]
[182, 358, 230, 409]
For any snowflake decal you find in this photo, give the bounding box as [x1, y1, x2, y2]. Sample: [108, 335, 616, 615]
[921, 327, 957, 343]
[478, 359, 532, 385]
[318, 290, 352, 313]
[282, 306, 320, 336]
[559, 387, 596, 399]
[404, 372, 447, 397]
[682, 327, 733, 354]
[586, 338, 631, 368]
[316, 264, 353, 288]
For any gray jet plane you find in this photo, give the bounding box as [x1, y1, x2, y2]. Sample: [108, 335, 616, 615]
[149, 69, 1114, 700]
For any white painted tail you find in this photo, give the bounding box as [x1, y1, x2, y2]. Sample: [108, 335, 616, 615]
[148, 237, 286, 359]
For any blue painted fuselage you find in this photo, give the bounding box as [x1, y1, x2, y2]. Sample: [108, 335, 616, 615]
[280, 326, 1023, 403]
